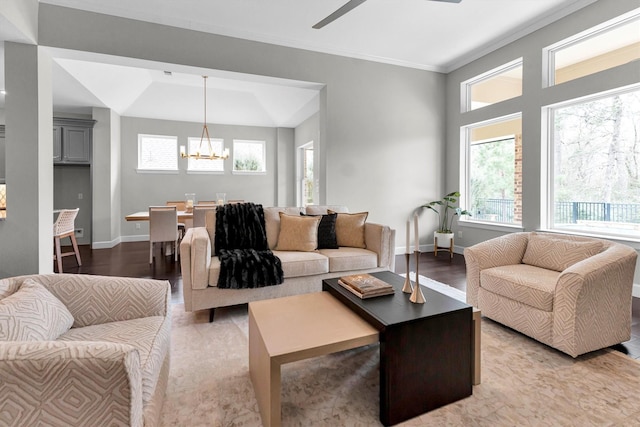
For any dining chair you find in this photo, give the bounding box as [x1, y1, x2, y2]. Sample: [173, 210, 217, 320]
[53, 208, 82, 273]
[166, 201, 187, 237]
[193, 204, 217, 228]
[149, 205, 179, 264]
[197, 200, 218, 205]
[227, 199, 245, 204]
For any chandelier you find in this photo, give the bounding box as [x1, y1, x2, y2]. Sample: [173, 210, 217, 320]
[180, 75, 229, 160]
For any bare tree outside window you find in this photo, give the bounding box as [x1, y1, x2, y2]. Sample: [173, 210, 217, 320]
[550, 88, 640, 238]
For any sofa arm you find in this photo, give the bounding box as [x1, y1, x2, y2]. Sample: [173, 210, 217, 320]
[0, 341, 143, 427]
[364, 222, 395, 270]
[553, 244, 637, 357]
[25, 274, 170, 328]
[181, 227, 212, 292]
[463, 232, 529, 307]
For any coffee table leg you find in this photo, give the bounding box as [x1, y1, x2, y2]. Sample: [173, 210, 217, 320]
[249, 308, 282, 427]
[472, 308, 481, 385]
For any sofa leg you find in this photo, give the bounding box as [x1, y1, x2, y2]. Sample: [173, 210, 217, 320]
[209, 308, 215, 323]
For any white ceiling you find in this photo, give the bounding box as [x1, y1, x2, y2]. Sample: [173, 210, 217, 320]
[0, 0, 600, 127]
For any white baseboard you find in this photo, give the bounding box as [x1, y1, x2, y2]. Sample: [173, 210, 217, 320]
[91, 236, 122, 249]
[395, 244, 463, 255]
[121, 234, 149, 243]
[92, 235, 150, 249]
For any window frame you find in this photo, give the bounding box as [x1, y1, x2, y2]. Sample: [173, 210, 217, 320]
[543, 9, 640, 87]
[136, 133, 179, 173]
[542, 83, 640, 241]
[460, 112, 523, 229]
[460, 57, 523, 113]
[232, 139, 267, 175]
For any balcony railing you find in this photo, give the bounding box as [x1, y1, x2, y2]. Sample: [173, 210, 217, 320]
[554, 201, 640, 225]
[472, 199, 640, 225]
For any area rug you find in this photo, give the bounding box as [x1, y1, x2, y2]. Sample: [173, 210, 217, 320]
[161, 281, 640, 426]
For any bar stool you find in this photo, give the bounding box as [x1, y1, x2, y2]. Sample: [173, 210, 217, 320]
[53, 208, 82, 273]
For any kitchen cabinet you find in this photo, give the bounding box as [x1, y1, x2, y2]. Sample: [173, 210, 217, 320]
[53, 118, 95, 165]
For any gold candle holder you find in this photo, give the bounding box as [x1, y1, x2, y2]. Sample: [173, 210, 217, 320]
[402, 253, 413, 293]
[410, 250, 425, 304]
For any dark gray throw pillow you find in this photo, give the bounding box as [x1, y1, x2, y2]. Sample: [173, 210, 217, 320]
[301, 212, 339, 249]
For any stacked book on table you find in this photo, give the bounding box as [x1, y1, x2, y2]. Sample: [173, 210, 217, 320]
[338, 274, 394, 299]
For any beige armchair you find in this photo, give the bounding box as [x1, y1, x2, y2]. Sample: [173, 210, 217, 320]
[465, 232, 637, 357]
[0, 274, 171, 426]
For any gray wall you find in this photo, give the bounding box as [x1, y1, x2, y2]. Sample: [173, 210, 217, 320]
[92, 107, 122, 248]
[0, 42, 54, 276]
[445, 0, 640, 289]
[53, 165, 91, 244]
[119, 116, 287, 241]
[37, 3, 446, 252]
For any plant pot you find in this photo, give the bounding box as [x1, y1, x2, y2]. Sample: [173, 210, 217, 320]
[434, 232, 454, 248]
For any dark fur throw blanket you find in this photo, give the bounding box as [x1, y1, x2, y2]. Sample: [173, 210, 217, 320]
[214, 202, 284, 289]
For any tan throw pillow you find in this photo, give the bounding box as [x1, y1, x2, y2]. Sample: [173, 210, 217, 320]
[275, 213, 321, 252]
[522, 233, 603, 272]
[329, 210, 368, 248]
[0, 278, 74, 341]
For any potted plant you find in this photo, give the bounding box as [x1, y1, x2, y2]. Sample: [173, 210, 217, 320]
[420, 191, 471, 249]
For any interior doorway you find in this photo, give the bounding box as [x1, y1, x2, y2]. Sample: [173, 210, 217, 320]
[298, 141, 316, 206]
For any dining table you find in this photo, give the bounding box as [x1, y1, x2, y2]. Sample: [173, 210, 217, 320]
[125, 210, 193, 222]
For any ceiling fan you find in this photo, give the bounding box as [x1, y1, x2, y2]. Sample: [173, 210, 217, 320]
[313, 0, 462, 29]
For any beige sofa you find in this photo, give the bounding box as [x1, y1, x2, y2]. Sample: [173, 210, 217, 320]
[180, 205, 396, 318]
[465, 231, 637, 357]
[0, 274, 171, 426]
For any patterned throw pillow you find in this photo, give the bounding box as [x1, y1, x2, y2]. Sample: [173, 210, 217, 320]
[275, 213, 321, 252]
[329, 210, 368, 249]
[0, 278, 74, 341]
[301, 212, 339, 249]
[522, 233, 603, 272]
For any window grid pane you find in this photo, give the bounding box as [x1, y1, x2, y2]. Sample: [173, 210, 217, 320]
[187, 137, 225, 171]
[464, 116, 522, 225]
[549, 88, 640, 239]
[233, 140, 266, 172]
[462, 59, 523, 112]
[548, 13, 640, 86]
[138, 134, 177, 170]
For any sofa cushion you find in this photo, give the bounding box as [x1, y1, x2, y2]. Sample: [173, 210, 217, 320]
[205, 210, 217, 254]
[318, 248, 378, 273]
[301, 212, 339, 249]
[0, 279, 74, 341]
[329, 211, 368, 248]
[275, 213, 321, 251]
[273, 250, 329, 277]
[480, 264, 559, 311]
[264, 207, 302, 249]
[522, 233, 603, 272]
[58, 315, 170, 406]
[304, 205, 349, 215]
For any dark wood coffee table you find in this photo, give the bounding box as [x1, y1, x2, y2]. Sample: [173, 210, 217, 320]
[323, 270, 472, 426]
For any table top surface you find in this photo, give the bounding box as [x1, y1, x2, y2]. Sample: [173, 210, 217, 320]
[125, 210, 193, 221]
[323, 271, 471, 329]
[249, 292, 378, 362]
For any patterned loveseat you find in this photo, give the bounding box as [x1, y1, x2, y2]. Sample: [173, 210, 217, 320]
[465, 232, 637, 357]
[0, 274, 171, 426]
